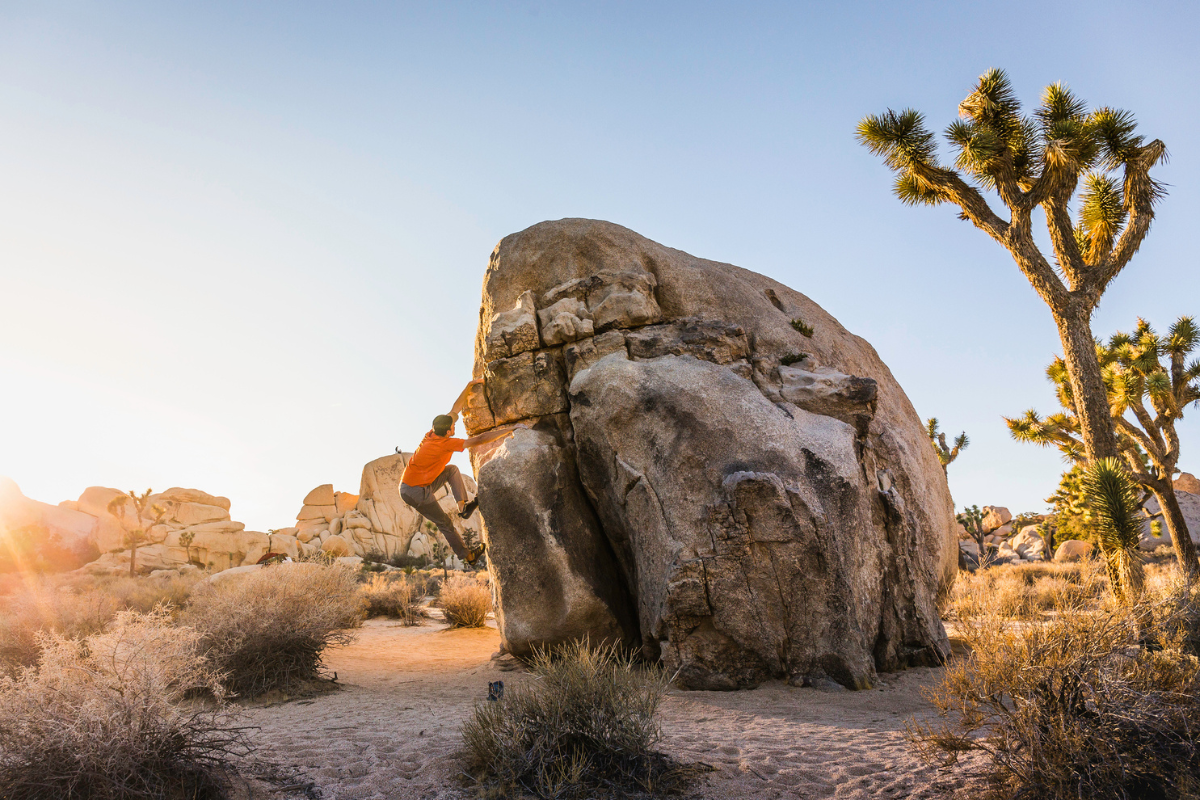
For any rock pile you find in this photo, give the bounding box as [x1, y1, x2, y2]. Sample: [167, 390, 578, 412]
[0, 481, 272, 575]
[958, 506, 1050, 566]
[466, 219, 956, 691]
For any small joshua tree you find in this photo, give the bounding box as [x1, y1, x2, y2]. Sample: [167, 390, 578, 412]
[1008, 317, 1200, 579]
[107, 490, 170, 577]
[1081, 458, 1145, 600]
[927, 418, 969, 475]
[956, 505, 989, 566]
[178, 530, 196, 567]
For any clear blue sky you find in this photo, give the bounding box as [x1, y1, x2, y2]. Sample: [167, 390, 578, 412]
[2, 1, 1197, 530]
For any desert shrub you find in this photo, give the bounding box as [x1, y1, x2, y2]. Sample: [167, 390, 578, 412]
[89, 572, 200, 613]
[185, 562, 362, 697]
[912, 570, 1200, 799]
[0, 609, 247, 800]
[0, 572, 201, 672]
[360, 573, 428, 625]
[0, 582, 120, 671]
[384, 553, 433, 569]
[439, 575, 492, 628]
[462, 639, 690, 799]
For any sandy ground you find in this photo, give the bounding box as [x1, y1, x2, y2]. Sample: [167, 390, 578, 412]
[239, 618, 977, 799]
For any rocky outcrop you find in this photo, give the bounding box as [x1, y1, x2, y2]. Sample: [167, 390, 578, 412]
[467, 219, 956, 690]
[981, 506, 1012, 533]
[1055, 540, 1094, 562]
[1176, 473, 1200, 495]
[1139, 489, 1200, 551]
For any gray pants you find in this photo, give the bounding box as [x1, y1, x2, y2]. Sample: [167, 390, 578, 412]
[400, 465, 469, 560]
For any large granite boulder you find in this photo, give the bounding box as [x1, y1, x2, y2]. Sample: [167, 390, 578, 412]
[1139, 490, 1200, 551]
[467, 219, 956, 690]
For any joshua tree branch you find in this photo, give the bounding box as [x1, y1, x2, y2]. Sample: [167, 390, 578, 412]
[913, 164, 1010, 241]
[1128, 399, 1166, 453]
[1002, 209, 1071, 310]
[1093, 142, 1166, 301]
[1042, 194, 1087, 289]
[1113, 414, 1162, 462]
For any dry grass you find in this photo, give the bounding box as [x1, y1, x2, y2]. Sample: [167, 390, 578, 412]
[462, 639, 693, 799]
[0, 573, 201, 672]
[185, 562, 363, 697]
[360, 573, 428, 625]
[0, 609, 247, 800]
[947, 559, 1109, 621]
[913, 566, 1200, 799]
[439, 575, 492, 628]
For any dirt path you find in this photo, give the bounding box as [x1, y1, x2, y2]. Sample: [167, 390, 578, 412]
[240, 619, 972, 799]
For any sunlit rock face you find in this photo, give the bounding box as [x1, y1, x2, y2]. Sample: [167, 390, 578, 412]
[467, 219, 956, 690]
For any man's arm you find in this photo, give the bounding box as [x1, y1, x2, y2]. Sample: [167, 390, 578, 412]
[448, 378, 484, 421]
[464, 422, 529, 449]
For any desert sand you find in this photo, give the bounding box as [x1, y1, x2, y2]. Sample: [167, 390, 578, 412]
[240, 617, 977, 799]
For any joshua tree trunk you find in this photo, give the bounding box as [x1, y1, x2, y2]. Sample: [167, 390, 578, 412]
[1150, 481, 1200, 581]
[1055, 306, 1120, 462]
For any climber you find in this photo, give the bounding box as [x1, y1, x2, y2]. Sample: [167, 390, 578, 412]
[399, 378, 525, 565]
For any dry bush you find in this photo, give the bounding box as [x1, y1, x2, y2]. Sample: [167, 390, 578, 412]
[0, 609, 247, 800]
[462, 639, 691, 799]
[185, 562, 362, 697]
[359, 573, 428, 625]
[0, 573, 202, 672]
[0, 581, 119, 671]
[91, 572, 200, 613]
[912, 568, 1200, 799]
[948, 559, 1107, 621]
[439, 574, 492, 628]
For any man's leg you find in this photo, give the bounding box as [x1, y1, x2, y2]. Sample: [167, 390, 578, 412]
[416, 499, 469, 560]
[426, 465, 468, 508]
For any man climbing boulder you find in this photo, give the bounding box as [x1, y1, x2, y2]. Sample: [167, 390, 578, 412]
[399, 378, 525, 565]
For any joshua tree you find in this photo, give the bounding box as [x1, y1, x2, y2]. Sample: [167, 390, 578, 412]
[1081, 458, 1145, 600]
[927, 418, 968, 474]
[1007, 317, 1200, 579]
[107, 490, 170, 577]
[956, 505, 988, 565]
[859, 69, 1167, 464]
[178, 529, 196, 567]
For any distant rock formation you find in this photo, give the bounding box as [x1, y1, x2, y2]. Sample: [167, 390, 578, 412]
[465, 219, 956, 691]
[2, 449, 483, 577]
[1, 479, 268, 575]
[290, 453, 481, 568]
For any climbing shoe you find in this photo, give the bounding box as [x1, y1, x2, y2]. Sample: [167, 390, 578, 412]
[465, 542, 487, 565]
[459, 498, 479, 519]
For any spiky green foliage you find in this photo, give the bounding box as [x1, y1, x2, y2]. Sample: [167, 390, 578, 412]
[1005, 316, 1198, 480]
[780, 352, 807, 366]
[1081, 459, 1145, 600]
[790, 318, 814, 337]
[927, 418, 969, 474]
[955, 505, 992, 567]
[1008, 315, 1200, 577]
[860, 70, 1169, 466]
[1046, 465, 1096, 547]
